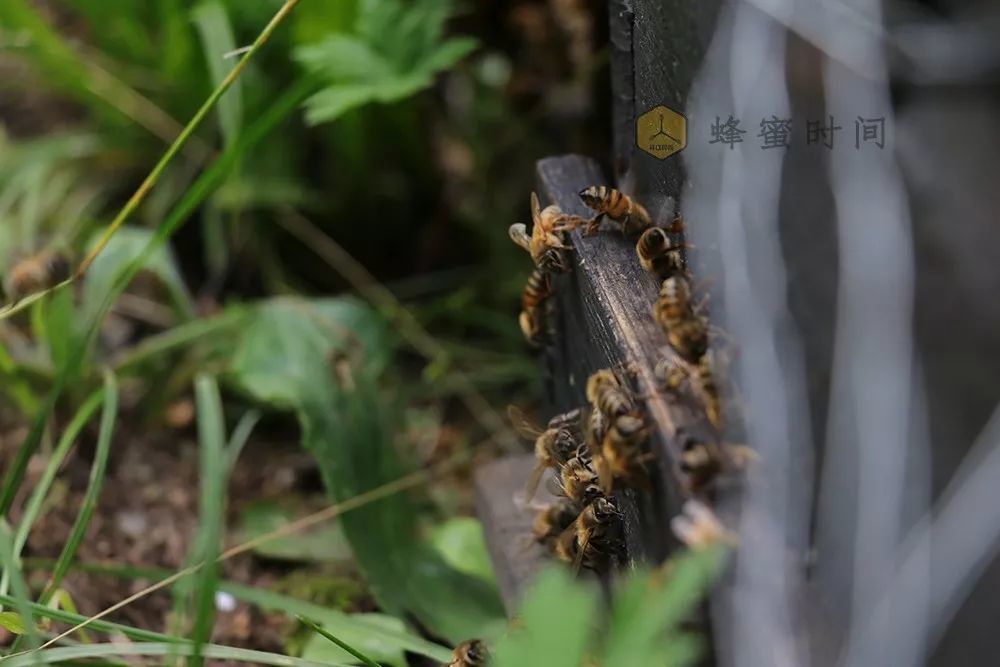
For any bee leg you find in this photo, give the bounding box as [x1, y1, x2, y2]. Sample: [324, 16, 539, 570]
[582, 215, 604, 236]
[551, 214, 588, 232]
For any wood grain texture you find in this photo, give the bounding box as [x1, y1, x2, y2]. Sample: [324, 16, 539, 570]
[629, 0, 723, 198]
[608, 0, 635, 180]
[536, 154, 720, 565]
[472, 454, 557, 615]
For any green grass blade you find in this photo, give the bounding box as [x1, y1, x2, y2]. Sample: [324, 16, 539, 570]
[38, 369, 118, 604]
[0, 2, 309, 531]
[186, 374, 228, 667]
[0, 522, 39, 649]
[298, 615, 381, 667]
[192, 0, 243, 145]
[1, 642, 353, 667]
[226, 409, 261, 470]
[0, 389, 105, 598]
[77, 0, 301, 277]
[0, 593, 185, 645]
[20, 560, 455, 663]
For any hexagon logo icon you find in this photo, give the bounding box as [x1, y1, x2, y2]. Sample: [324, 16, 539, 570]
[636, 105, 686, 159]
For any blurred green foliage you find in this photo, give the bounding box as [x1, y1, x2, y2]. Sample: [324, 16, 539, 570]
[0, 0, 699, 665]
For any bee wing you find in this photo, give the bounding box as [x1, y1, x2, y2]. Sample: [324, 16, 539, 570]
[508, 223, 532, 252]
[523, 461, 546, 502]
[507, 404, 543, 439]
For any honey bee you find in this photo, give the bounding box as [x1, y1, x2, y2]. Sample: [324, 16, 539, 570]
[671, 499, 738, 550]
[691, 352, 722, 430]
[555, 454, 603, 507]
[594, 413, 653, 494]
[654, 277, 708, 362]
[4, 249, 70, 299]
[653, 352, 723, 430]
[508, 192, 581, 273]
[635, 225, 686, 279]
[578, 186, 653, 237]
[519, 266, 553, 345]
[445, 639, 489, 667]
[554, 497, 624, 572]
[679, 434, 756, 494]
[532, 499, 580, 546]
[585, 369, 634, 419]
[508, 405, 582, 500]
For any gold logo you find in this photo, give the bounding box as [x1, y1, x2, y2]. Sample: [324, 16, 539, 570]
[636, 105, 686, 159]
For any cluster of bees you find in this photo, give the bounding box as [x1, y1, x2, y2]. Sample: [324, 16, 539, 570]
[507, 185, 753, 576]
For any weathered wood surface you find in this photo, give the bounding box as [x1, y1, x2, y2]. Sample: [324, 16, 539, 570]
[535, 154, 718, 565]
[474, 155, 725, 613]
[474, 0, 729, 616]
[473, 455, 553, 615]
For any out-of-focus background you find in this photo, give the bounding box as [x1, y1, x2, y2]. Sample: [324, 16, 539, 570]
[3, 0, 1000, 665]
[0, 0, 612, 661]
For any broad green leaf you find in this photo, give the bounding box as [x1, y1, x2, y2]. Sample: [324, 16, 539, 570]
[238, 501, 353, 563]
[430, 517, 497, 585]
[301, 613, 406, 667]
[600, 547, 725, 666]
[0, 610, 26, 634]
[415, 37, 478, 76]
[294, 35, 393, 81]
[493, 566, 598, 667]
[227, 297, 504, 643]
[82, 226, 195, 324]
[301, 85, 381, 126]
[192, 1, 243, 145]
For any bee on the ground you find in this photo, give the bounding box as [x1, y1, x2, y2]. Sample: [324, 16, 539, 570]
[508, 405, 582, 500]
[554, 497, 624, 572]
[4, 249, 70, 300]
[532, 499, 580, 546]
[555, 454, 603, 507]
[585, 369, 634, 419]
[679, 435, 757, 494]
[635, 225, 687, 279]
[519, 266, 553, 345]
[578, 186, 653, 237]
[654, 277, 708, 362]
[594, 413, 653, 494]
[445, 639, 489, 667]
[508, 192, 581, 273]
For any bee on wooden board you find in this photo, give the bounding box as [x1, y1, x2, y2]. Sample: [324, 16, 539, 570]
[654, 276, 709, 362]
[654, 351, 724, 431]
[585, 369, 635, 419]
[594, 413, 653, 494]
[554, 496, 625, 573]
[508, 405, 582, 501]
[519, 266, 553, 345]
[532, 498, 580, 546]
[671, 499, 738, 550]
[4, 249, 71, 300]
[635, 223, 687, 280]
[555, 453, 604, 507]
[577, 185, 654, 237]
[679, 433, 757, 494]
[508, 192, 582, 273]
[445, 639, 489, 667]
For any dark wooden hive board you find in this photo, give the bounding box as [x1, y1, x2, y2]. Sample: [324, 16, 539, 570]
[474, 154, 723, 612]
